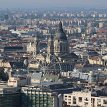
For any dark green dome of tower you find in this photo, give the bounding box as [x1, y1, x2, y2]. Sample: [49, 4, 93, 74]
[55, 21, 67, 41]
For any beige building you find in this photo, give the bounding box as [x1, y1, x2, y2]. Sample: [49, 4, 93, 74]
[88, 56, 103, 65]
[8, 76, 31, 87]
[0, 59, 11, 68]
[64, 91, 107, 107]
[27, 36, 39, 54]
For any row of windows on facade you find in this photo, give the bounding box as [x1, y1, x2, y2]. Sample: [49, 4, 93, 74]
[64, 96, 107, 105]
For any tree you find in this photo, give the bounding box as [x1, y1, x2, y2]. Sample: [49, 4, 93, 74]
[0, 68, 9, 81]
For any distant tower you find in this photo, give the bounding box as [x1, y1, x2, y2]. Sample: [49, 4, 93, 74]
[46, 34, 54, 63]
[54, 21, 69, 56]
[33, 36, 39, 57]
[47, 34, 54, 55]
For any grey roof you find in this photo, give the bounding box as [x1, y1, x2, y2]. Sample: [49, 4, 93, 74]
[31, 72, 42, 80]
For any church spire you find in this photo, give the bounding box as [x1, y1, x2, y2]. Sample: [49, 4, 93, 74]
[55, 21, 67, 41]
[33, 35, 39, 57]
[58, 21, 63, 31]
[47, 34, 54, 55]
[54, 22, 69, 56]
[46, 34, 54, 63]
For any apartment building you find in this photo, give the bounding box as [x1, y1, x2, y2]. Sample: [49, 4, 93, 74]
[64, 91, 107, 107]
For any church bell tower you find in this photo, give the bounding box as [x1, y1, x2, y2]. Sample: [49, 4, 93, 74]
[46, 34, 54, 63]
[54, 21, 69, 56]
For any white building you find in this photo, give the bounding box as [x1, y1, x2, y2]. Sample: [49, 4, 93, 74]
[64, 91, 107, 107]
[8, 76, 31, 87]
[71, 70, 93, 83]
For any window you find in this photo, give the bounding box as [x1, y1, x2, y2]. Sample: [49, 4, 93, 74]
[68, 102, 71, 104]
[103, 99, 107, 104]
[97, 99, 101, 102]
[84, 98, 88, 101]
[73, 96, 76, 104]
[84, 102, 88, 107]
[68, 96, 71, 98]
[91, 98, 95, 103]
[79, 97, 82, 102]
[97, 99, 101, 105]
[64, 98, 67, 100]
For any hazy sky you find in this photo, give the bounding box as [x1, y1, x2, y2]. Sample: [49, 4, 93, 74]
[0, 0, 107, 9]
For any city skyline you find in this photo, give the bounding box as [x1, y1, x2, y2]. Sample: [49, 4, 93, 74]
[0, 1, 107, 107]
[0, 0, 107, 9]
